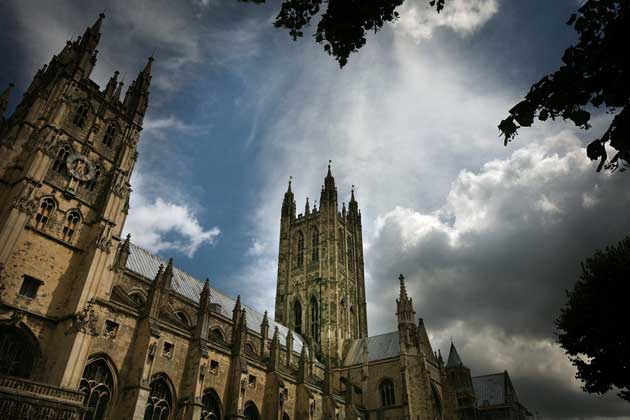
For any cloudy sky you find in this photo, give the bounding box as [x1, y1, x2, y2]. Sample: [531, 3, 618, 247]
[2, 0, 629, 418]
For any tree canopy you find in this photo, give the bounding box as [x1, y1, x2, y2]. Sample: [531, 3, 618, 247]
[243, 0, 628, 173]
[556, 236, 630, 402]
[499, 0, 629, 172]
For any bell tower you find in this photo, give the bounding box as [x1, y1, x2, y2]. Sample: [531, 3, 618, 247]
[274, 163, 368, 362]
[0, 14, 152, 388]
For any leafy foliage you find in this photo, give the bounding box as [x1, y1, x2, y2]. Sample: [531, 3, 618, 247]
[556, 236, 630, 402]
[499, 0, 630, 172]
[241, 0, 445, 67]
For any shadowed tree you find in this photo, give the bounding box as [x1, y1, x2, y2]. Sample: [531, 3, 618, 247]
[499, 0, 629, 172]
[556, 236, 630, 402]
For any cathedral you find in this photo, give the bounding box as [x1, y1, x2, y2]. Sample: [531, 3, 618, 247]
[0, 15, 532, 420]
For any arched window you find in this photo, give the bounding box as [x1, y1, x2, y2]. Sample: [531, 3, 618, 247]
[310, 297, 319, 344]
[144, 375, 173, 420]
[73, 104, 89, 128]
[293, 300, 302, 335]
[243, 402, 260, 420]
[175, 311, 191, 329]
[379, 378, 395, 407]
[52, 144, 71, 173]
[347, 235, 354, 269]
[34, 197, 55, 230]
[103, 124, 116, 147]
[0, 325, 38, 378]
[62, 210, 81, 242]
[129, 291, 146, 307]
[209, 328, 225, 343]
[296, 231, 304, 267]
[245, 342, 257, 355]
[311, 227, 319, 261]
[85, 165, 101, 192]
[201, 389, 222, 420]
[80, 358, 116, 420]
[431, 385, 443, 420]
[338, 228, 345, 263]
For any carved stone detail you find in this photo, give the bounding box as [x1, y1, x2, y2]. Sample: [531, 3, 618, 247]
[64, 298, 99, 336]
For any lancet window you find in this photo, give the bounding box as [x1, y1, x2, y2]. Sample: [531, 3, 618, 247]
[79, 358, 116, 420]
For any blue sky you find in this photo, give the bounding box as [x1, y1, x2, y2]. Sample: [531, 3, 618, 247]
[2, 1, 630, 418]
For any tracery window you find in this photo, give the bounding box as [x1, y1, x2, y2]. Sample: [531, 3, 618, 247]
[245, 343, 257, 355]
[293, 300, 302, 335]
[73, 104, 89, 128]
[143, 376, 173, 420]
[129, 291, 146, 307]
[310, 297, 319, 344]
[379, 378, 395, 407]
[296, 231, 304, 267]
[311, 227, 319, 261]
[103, 124, 116, 147]
[52, 144, 71, 173]
[62, 210, 81, 242]
[79, 358, 115, 420]
[338, 228, 344, 263]
[0, 326, 37, 379]
[34, 198, 55, 230]
[201, 389, 222, 420]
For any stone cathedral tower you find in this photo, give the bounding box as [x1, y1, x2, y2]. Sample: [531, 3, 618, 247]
[274, 164, 368, 362]
[0, 13, 152, 391]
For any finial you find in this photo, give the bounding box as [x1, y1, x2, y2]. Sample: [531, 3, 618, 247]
[287, 176, 293, 193]
[327, 160, 332, 177]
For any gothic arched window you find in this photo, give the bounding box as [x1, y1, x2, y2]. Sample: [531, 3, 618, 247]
[175, 311, 191, 329]
[293, 300, 302, 335]
[52, 144, 71, 173]
[209, 328, 225, 343]
[34, 197, 55, 230]
[73, 104, 89, 128]
[144, 375, 173, 420]
[80, 358, 116, 420]
[0, 325, 38, 379]
[245, 342, 257, 355]
[431, 385, 443, 420]
[311, 227, 319, 262]
[310, 297, 319, 344]
[337, 228, 345, 263]
[379, 378, 395, 407]
[103, 124, 116, 147]
[296, 231, 304, 267]
[62, 210, 81, 242]
[347, 235, 354, 269]
[244, 402, 260, 420]
[201, 389, 222, 420]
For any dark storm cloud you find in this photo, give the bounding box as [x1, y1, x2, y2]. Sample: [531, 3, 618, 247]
[366, 132, 630, 417]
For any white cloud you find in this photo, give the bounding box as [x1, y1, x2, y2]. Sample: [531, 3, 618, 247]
[397, 0, 499, 42]
[124, 173, 220, 258]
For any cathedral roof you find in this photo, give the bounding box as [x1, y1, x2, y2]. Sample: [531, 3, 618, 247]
[446, 341, 464, 368]
[472, 371, 516, 407]
[342, 331, 400, 366]
[125, 243, 306, 354]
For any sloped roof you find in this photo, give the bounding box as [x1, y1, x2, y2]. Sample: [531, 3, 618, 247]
[125, 243, 305, 354]
[343, 331, 400, 366]
[472, 373, 506, 406]
[446, 342, 464, 368]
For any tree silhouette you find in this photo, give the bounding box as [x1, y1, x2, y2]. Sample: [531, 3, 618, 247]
[556, 236, 630, 402]
[499, 0, 629, 173]
[240, 0, 444, 67]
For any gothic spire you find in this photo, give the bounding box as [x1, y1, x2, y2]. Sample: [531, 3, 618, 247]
[281, 176, 296, 218]
[321, 160, 337, 204]
[124, 56, 153, 122]
[0, 82, 14, 116]
[305, 197, 310, 215]
[446, 341, 465, 368]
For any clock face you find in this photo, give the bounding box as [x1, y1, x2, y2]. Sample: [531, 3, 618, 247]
[66, 153, 95, 181]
